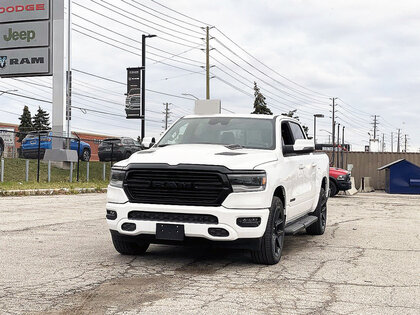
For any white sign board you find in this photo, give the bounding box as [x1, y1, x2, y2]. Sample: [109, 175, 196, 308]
[0, 47, 50, 76]
[0, 21, 50, 49]
[0, 0, 50, 23]
[0, 0, 52, 77]
[0, 128, 15, 146]
[194, 99, 222, 115]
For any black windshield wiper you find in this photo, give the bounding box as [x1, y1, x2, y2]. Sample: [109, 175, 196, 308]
[224, 144, 243, 150]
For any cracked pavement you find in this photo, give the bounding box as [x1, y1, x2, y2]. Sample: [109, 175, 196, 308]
[0, 192, 419, 314]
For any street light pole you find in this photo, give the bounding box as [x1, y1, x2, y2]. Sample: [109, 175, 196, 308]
[141, 34, 157, 141]
[313, 114, 324, 145]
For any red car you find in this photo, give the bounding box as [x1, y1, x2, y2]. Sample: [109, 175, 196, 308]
[329, 167, 351, 196]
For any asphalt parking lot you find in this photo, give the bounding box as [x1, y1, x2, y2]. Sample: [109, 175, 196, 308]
[1, 192, 419, 314]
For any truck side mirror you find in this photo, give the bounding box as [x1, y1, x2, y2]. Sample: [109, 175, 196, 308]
[294, 139, 315, 153]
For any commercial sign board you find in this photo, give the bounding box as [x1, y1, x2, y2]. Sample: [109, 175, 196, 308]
[0, 0, 50, 23]
[0, 21, 49, 49]
[0, 47, 50, 76]
[0, 128, 15, 146]
[127, 67, 142, 94]
[0, 0, 52, 77]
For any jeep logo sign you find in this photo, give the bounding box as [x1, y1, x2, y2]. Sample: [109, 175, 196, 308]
[0, 0, 49, 23]
[0, 21, 49, 49]
[0, 48, 49, 76]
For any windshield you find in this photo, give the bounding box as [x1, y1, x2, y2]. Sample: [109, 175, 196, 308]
[157, 117, 275, 150]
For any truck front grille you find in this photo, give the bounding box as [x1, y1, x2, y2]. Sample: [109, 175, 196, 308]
[124, 168, 232, 206]
[128, 211, 218, 224]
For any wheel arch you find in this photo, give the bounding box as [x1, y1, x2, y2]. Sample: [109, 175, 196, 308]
[273, 185, 286, 214]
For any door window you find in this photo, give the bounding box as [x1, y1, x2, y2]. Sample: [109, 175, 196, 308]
[289, 122, 306, 142]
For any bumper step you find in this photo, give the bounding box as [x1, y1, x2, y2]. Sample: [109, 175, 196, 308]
[285, 215, 318, 235]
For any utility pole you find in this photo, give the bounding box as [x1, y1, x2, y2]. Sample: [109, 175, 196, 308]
[162, 103, 172, 131]
[337, 123, 340, 168]
[371, 115, 379, 140]
[206, 26, 210, 100]
[382, 133, 385, 152]
[391, 132, 393, 152]
[341, 126, 345, 169]
[330, 97, 337, 166]
[141, 34, 157, 140]
[404, 134, 407, 152]
[397, 129, 401, 153]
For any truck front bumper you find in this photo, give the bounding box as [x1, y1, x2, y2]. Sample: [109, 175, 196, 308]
[106, 202, 269, 242]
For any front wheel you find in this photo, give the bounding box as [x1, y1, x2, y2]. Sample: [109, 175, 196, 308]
[111, 232, 150, 255]
[329, 181, 338, 197]
[306, 187, 327, 235]
[251, 197, 285, 265]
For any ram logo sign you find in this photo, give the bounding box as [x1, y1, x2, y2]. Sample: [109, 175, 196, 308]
[0, 56, 6, 69]
[0, 48, 49, 76]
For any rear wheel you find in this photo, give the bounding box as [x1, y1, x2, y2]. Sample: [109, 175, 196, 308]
[81, 148, 90, 161]
[0, 142, 3, 157]
[251, 197, 285, 265]
[329, 180, 338, 197]
[111, 232, 150, 255]
[306, 187, 327, 235]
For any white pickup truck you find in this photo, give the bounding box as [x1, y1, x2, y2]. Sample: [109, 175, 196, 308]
[106, 114, 329, 265]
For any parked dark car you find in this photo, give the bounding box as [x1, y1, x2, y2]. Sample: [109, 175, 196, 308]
[98, 137, 141, 162]
[21, 131, 92, 161]
[0, 136, 4, 157]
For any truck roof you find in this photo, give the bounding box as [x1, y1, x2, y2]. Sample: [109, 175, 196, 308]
[183, 114, 299, 122]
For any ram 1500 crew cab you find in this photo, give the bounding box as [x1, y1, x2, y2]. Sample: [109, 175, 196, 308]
[106, 114, 329, 265]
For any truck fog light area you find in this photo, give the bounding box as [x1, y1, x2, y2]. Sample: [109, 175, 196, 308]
[237, 217, 261, 227]
[208, 228, 229, 237]
[106, 210, 117, 220]
[227, 173, 267, 192]
[122, 222, 136, 231]
[110, 169, 125, 188]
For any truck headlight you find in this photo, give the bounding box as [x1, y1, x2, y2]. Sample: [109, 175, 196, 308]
[227, 173, 267, 192]
[110, 169, 125, 188]
[337, 175, 345, 180]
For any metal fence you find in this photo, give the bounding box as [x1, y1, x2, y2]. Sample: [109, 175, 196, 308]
[0, 129, 122, 184]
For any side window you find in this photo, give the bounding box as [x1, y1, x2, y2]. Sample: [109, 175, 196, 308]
[127, 139, 134, 145]
[281, 122, 294, 146]
[289, 122, 306, 142]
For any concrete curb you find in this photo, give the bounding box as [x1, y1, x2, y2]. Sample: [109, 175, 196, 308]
[0, 187, 107, 197]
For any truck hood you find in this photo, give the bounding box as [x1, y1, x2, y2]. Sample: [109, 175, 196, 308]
[118, 144, 278, 170]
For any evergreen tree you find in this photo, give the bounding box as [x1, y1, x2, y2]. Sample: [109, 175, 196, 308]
[17, 106, 33, 143]
[32, 106, 51, 131]
[282, 109, 309, 136]
[251, 82, 273, 115]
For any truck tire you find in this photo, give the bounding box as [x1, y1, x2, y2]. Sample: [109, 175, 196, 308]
[329, 180, 338, 197]
[111, 232, 150, 255]
[0, 142, 3, 157]
[81, 148, 90, 162]
[251, 197, 285, 265]
[306, 187, 327, 235]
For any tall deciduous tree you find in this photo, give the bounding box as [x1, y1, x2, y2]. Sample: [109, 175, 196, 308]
[17, 106, 33, 143]
[32, 106, 51, 131]
[251, 82, 273, 115]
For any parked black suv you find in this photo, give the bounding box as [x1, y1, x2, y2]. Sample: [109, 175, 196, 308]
[98, 137, 141, 162]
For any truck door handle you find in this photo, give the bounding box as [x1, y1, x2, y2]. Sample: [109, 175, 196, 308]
[299, 165, 305, 170]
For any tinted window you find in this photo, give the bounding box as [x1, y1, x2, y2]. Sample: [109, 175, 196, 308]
[281, 122, 294, 146]
[289, 122, 306, 142]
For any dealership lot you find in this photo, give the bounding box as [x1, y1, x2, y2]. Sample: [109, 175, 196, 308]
[1, 192, 419, 314]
